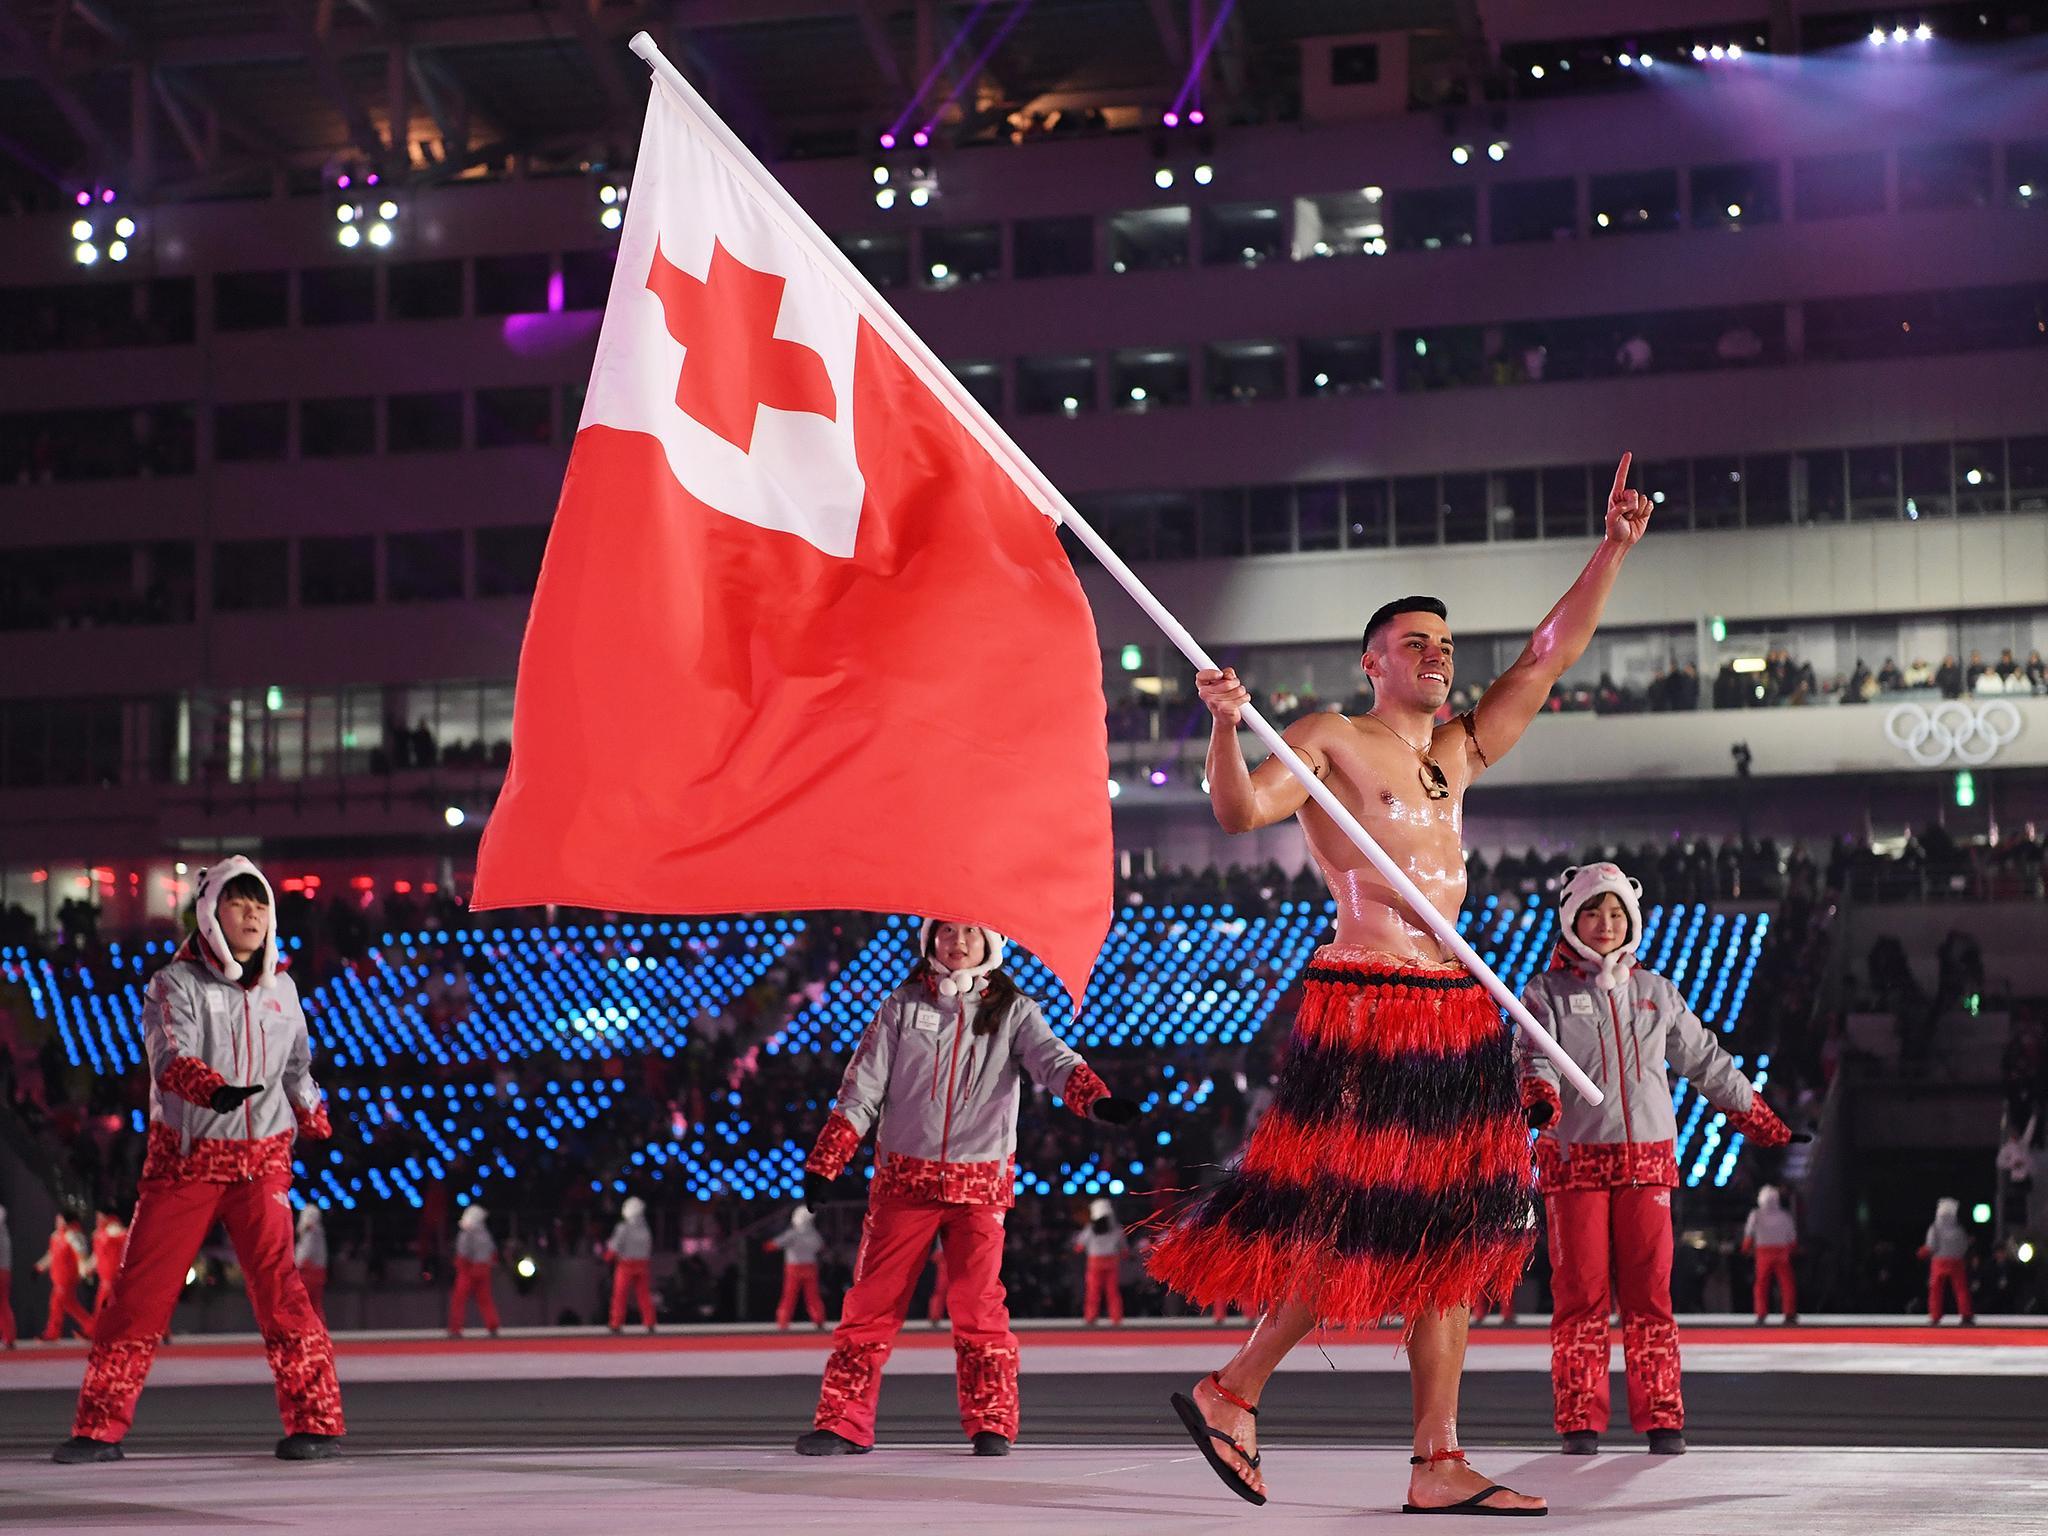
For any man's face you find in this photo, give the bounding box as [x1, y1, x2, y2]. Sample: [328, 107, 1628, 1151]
[932, 923, 988, 971]
[1365, 614, 1455, 711]
[220, 891, 271, 961]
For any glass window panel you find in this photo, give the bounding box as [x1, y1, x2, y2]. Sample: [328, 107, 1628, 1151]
[300, 396, 375, 457]
[1300, 334, 1382, 395]
[300, 265, 374, 325]
[1541, 465, 1589, 537]
[1442, 472, 1487, 543]
[1389, 186, 1477, 251]
[1200, 203, 1286, 267]
[1247, 485, 1294, 554]
[1489, 178, 1576, 244]
[474, 253, 552, 316]
[1742, 453, 1793, 526]
[476, 385, 553, 448]
[1017, 355, 1095, 416]
[387, 530, 465, 601]
[1199, 488, 1246, 557]
[214, 270, 290, 331]
[213, 538, 288, 612]
[1109, 347, 1189, 411]
[947, 361, 1002, 415]
[921, 223, 1001, 288]
[560, 247, 617, 309]
[1155, 495, 1197, 559]
[1297, 482, 1342, 551]
[1694, 455, 1742, 529]
[1640, 460, 1691, 528]
[1954, 439, 2006, 514]
[1393, 475, 1439, 545]
[300, 535, 376, 606]
[1491, 469, 1538, 540]
[1589, 169, 1679, 236]
[386, 391, 464, 453]
[1291, 190, 1387, 259]
[2009, 140, 2048, 209]
[387, 259, 463, 319]
[1796, 448, 1847, 523]
[1343, 478, 1388, 548]
[1901, 441, 1953, 518]
[214, 401, 288, 463]
[2008, 435, 2048, 508]
[1107, 207, 1189, 273]
[1848, 445, 1900, 520]
[1012, 215, 1094, 278]
[1205, 341, 1286, 404]
[476, 524, 549, 596]
[1690, 161, 1781, 229]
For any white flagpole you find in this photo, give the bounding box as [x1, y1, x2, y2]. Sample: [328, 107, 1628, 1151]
[624, 33, 1603, 1107]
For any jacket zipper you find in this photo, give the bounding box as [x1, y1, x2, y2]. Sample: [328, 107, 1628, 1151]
[1605, 992, 1637, 1182]
[242, 992, 256, 1142]
[937, 1006, 967, 1162]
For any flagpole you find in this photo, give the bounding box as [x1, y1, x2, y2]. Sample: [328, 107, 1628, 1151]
[624, 33, 1602, 1108]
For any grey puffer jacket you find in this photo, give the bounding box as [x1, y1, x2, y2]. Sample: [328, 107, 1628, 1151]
[1518, 950, 1761, 1190]
[606, 1219, 653, 1262]
[455, 1225, 497, 1265]
[808, 979, 1108, 1207]
[770, 1224, 825, 1266]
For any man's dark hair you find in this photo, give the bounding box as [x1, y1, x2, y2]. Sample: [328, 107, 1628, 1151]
[1363, 595, 1449, 652]
[218, 872, 270, 906]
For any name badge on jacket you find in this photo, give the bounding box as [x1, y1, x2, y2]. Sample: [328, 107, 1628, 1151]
[1568, 993, 1597, 1015]
[909, 1007, 942, 1033]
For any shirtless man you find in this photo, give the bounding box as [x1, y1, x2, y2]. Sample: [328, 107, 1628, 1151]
[1148, 455, 1652, 1515]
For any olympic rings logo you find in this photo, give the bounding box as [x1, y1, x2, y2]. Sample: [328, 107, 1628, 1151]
[1883, 700, 2023, 767]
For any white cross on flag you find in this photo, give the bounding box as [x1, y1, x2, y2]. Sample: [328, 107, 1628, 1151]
[471, 57, 1113, 1006]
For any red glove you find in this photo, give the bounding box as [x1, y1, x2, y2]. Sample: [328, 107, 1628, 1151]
[1521, 1078, 1562, 1130]
[1727, 1098, 1792, 1149]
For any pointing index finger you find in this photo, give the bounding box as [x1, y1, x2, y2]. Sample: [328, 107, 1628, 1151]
[1610, 452, 1632, 499]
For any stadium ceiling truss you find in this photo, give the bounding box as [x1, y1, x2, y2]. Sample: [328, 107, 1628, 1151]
[0, 0, 1475, 205]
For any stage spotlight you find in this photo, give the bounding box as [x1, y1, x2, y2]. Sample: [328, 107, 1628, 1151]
[1728, 44, 1743, 58]
[871, 164, 889, 185]
[108, 240, 128, 262]
[1870, 27, 1886, 44]
[1450, 144, 1471, 166]
[1915, 22, 1932, 40]
[1892, 25, 1908, 42]
[908, 186, 931, 207]
[378, 199, 398, 220]
[71, 218, 92, 241]
[1709, 44, 1725, 59]
[1188, 108, 1205, 125]
[1107, 778, 1122, 800]
[74, 240, 99, 265]
[1530, 64, 1546, 78]
[1155, 167, 1175, 189]
[367, 222, 393, 247]
[1616, 55, 1629, 68]
[875, 187, 897, 209]
[1487, 140, 1509, 162]
[1163, 110, 1180, 128]
[1193, 163, 1214, 185]
[1363, 185, 1384, 201]
[1148, 768, 1169, 787]
[1691, 44, 1707, 61]
[601, 206, 623, 229]
[338, 225, 362, 248]
[879, 131, 897, 149]
[114, 216, 135, 238]
[911, 128, 930, 148]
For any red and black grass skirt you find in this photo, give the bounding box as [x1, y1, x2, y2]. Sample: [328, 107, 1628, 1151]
[1146, 949, 1536, 1333]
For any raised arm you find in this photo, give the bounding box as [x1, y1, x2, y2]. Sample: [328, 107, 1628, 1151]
[1197, 668, 1330, 834]
[1465, 454, 1652, 771]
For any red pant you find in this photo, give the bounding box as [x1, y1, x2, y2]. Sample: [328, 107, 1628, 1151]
[43, 1279, 94, 1342]
[927, 1254, 949, 1322]
[72, 1174, 343, 1441]
[778, 1263, 824, 1329]
[1083, 1255, 1124, 1324]
[1752, 1246, 1796, 1317]
[610, 1259, 654, 1329]
[1547, 1185, 1681, 1434]
[814, 1199, 1019, 1447]
[1928, 1256, 1973, 1321]
[449, 1259, 500, 1334]
[0, 1269, 15, 1345]
[300, 1264, 328, 1323]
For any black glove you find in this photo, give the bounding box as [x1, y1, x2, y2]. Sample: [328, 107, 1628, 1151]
[1526, 1101, 1556, 1130]
[1790, 1131, 1814, 1144]
[1090, 1097, 1140, 1126]
[803, 1170, 843, 1211]
[209, 1083, 262, 1114]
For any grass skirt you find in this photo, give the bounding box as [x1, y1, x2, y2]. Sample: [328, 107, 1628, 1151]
[1145, 948, 1535, 1334]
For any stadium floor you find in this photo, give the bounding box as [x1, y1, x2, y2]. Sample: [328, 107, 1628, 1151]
[2, 1319, 2041, 1533]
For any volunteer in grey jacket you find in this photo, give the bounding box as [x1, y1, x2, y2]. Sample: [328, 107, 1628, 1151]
[604, 1197, 655, 1332]
[768, 1206, 828, 1330]
[1919, 1198, 1975, 1324]
[56, 855, 343, 1465]
[1518, 862, 1792, 1457]
[796, 919, 1136, 1458]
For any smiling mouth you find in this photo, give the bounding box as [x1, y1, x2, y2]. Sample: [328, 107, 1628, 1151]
[1421, 672, 1447, 685]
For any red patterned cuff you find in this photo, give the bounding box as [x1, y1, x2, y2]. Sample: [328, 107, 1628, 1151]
[160, 1056, 228, 1106]
[1061, 1062, 1109, 1119]
[1728, 1098, 1791, 1149]
[1522, 1077, 1562, 1118]
[293, 1096, 333, 1140]
[807, 1112, 862, 1180]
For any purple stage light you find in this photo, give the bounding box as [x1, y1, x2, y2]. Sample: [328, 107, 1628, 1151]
[75, 189, 90, 206]
[1163, 110, 1180, 127]
[879, 132, 897, 149]
[912, 128, 930, 147]
[1167, 0, 1236, 123]
[1189, 108, 1205, 125]
[100, 188, 115, 202]
[367, 172, 380, 185]
[884, 0, 996, 146]
[1148, 768, 1169, 787]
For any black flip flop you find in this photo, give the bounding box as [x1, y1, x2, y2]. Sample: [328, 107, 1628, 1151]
[1169, 1377, 1266, 1507]
[1402, 1485, 1547, 1516]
